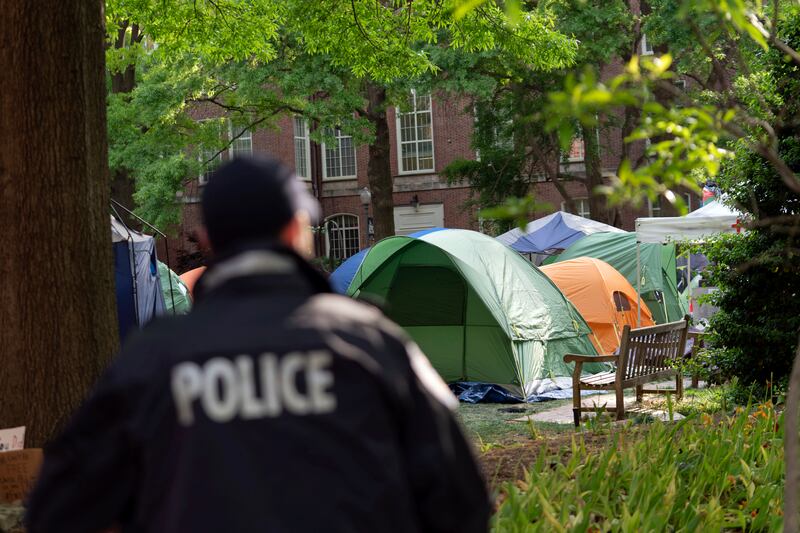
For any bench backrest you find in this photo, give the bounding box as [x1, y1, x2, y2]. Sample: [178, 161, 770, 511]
[618, 317, 689, 382]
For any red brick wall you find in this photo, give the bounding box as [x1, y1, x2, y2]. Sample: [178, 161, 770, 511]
[164, 86, 699, 269]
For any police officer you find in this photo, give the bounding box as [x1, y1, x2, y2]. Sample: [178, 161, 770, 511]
[26, 157, 490, 533]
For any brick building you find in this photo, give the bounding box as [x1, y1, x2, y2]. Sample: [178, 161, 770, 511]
[167, 78, 698, 271]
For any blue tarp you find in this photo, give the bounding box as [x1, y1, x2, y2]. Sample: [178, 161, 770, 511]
[329, 227, 446, 294]
[495, 211, 625, 254]
[450, 382, 604, 403]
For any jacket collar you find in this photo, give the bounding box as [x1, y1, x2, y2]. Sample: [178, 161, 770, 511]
[193, 242, 331, 302]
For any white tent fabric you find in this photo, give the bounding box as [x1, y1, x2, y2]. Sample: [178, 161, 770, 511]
[635, 201, 742, 244]
[686, 200, 742, 219]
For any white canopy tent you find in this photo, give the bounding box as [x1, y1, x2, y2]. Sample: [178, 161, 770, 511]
[635, 201, 742, 244]
[633, 200, 744, 324]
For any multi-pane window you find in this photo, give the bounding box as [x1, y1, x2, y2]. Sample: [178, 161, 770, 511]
[198, 119, 252, 184]
[228, 123, 252, 158]
[323, 128, 357, 179]
[198, 120, 225, 185]
[293, 117, 311, 180]
[397, 91, 434, 173]
[561, 198, 591, 218]
[325, 214, 360, 260]
[648, 196, 663, 217]
[198, 147, 222, 185]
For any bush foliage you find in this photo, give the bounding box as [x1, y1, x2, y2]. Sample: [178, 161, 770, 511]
[493, 405, 784, 531]
[697, 9, 800, 389]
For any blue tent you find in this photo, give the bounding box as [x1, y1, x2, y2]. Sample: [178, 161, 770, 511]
[495, 211, 625, 254]
[329, 227, 445, 294]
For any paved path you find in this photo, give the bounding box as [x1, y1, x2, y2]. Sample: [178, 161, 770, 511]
[514, 378, 703, 425]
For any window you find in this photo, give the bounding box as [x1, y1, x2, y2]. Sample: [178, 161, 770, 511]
[674, 79, 687, 91]
[565, 137, 585, 162]
[198, 119, 252, 184]
[198, 120, 226, 185]
[293, 117, 311, 181]
[640, 33, 654, 56]
[648, 196, 663, 217]
[561, 198, 591, 218]
[228, 123, 252, 159]
[397, 91, 434, 173]
[325, 214, 360, 260]
[198, 147, 222, 185]
[323, 128, 357, 179]
[684, 192, 693, 212]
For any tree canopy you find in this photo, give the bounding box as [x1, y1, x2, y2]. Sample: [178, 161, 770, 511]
[105, 0, 578, 229]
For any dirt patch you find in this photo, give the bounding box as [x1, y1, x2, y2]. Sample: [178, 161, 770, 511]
[479, 426, 645, 491]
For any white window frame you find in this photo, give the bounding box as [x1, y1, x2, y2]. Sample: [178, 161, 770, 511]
[561, 198, 591, 218]
[293, 117, 312, 181]
[228, 121, 253, 159]
[197, 119, 226, 185]
[684, 192, 693, 213]
[324, 213, 361, 260]
[197, 119, 252, 184]
[674, 79, 687, 91]
[396, 90, 435, 175]
[322, 128, 357, 181]
[640, 33, 654, 56]
[648, 196, 663, 217]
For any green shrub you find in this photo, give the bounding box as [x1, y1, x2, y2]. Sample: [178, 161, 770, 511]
[698, 231, 800, 388]
[493, 404, 784, 531]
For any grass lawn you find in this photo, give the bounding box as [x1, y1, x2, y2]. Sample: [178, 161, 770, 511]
[456, 399, 574, 445]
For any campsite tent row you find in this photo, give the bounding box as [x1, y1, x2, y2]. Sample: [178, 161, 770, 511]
[330, 202, 743, 399]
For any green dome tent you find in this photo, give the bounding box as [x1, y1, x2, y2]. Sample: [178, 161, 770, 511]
[348, 229, 602, 398]
[544, 232, 686, 324]
[157, 261, 192, 315]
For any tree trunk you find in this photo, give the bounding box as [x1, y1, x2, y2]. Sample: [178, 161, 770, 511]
[583, 123, 615, 224]
[0, 0, 118, 446]
[110, 22, 140, 225]
[365, 82, 395, 241]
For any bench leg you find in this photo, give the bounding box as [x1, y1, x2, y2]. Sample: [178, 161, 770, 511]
[572, 363, 583, 427]
[676, 373, 684, 401]
[635, 384, 643, 403]
[615, 385, 625, 421]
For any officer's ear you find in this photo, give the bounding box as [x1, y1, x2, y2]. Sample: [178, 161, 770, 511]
[280, 211, 314, 259]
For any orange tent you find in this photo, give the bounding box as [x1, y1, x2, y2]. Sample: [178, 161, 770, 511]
[179, 266, 206, 300]
[540, 257, 654, 354]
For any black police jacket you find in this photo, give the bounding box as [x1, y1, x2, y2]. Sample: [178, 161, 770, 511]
[26, 246, 490, 533]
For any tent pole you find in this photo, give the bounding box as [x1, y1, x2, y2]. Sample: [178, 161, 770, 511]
[636, 242, 642, 327]
[163, 238, 177, 315]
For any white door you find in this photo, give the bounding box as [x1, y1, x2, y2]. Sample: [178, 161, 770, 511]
[393, 204, 444, 235]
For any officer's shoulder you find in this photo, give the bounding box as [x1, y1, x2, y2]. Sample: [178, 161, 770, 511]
[113, 315, 192, 374]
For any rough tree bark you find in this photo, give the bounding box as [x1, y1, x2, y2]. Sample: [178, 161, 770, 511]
[784, 335, 800, 532]
[364, 81, 395, 241]
[0, 0, 118, 446]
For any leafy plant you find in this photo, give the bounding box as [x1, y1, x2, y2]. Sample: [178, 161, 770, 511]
[493, 404, 785, 531]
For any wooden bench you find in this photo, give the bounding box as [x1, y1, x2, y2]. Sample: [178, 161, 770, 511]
[563, 317, 690, 426]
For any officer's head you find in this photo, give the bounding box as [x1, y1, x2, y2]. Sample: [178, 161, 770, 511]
[199, 156, 319, 258]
